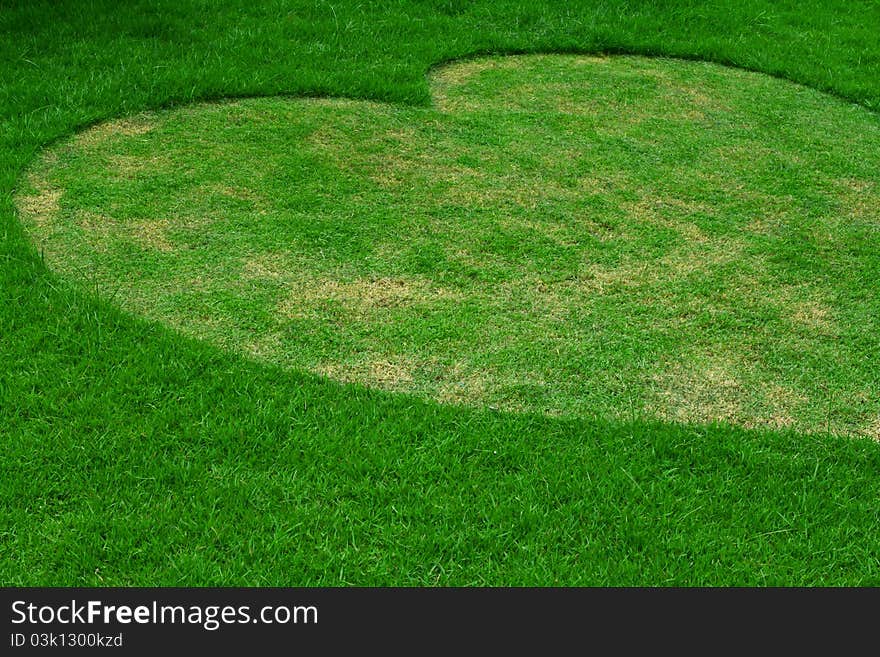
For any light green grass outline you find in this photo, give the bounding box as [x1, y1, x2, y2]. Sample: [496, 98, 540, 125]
[16, 54, 880, 439]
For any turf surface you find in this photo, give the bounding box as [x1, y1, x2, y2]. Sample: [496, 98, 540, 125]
[19, 54, 880, 437]
[2, 1, 880, 585]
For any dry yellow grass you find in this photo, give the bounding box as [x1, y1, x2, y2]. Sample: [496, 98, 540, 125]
[16, 186, 61, 230]
[72, 115, 156, 147]
[645, 357, 808, 430]
[277, 275, 462, 319]
[315, 358, 415, 388]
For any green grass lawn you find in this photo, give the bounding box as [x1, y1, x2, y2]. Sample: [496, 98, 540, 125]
[2, 1, 880, 585]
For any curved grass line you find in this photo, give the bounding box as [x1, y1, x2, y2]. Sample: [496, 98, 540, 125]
[17, 54, 880, 439]
[11, 46, 880, 187]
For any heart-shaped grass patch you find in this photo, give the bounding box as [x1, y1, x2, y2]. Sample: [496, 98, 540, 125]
[16, 55, 880, 437]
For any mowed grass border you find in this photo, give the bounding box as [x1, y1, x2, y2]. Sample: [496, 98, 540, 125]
[2, 1, 879, 585]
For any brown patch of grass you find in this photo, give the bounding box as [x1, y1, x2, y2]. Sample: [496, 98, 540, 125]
[307, 124, 347, 152]
[440, 176, 549, 211]
[314, 358, 414, 387]
[312, 277, 417, 308]
[431, 57, 500, 90]
[108, 154, 141, 176]
[278, 275, 461, 319]
[207, 184, 268, 215]
[644, 356, 807, 429]
[349, 278, 415, 306]
[16, 159, 64, 228]
[76, 211, 175, 252]
[647, 359, 746, 426]
[15, 186, 61, 230]
[576, 237, 748, 297]
[434, 361, 491, 406]
[241, 332, 285, 362]
[621, 196, 715, 243]
[307, 121, 427, 188]
[650, 80, 730, 117]
[646, 356, 811, 431]
[75, 211, 114, 246]
[107, 153, 168, 179]
[432, 55, 728, 119]
[240, 251, 290, 280]
[760, 384, 806, 430]
[368, 156, 411, 188]
[129, 218, 175, 252]
[433, 54, 610, 88]
[73, 115, 156, 147]
[430, 56, 556, 111]
[830, 178, 880, 221]
[215, 185, 258, 200]
[745, 202, 799, 236]
[790, 298, 835, 332]
[365, 151, 429, 188]
[572, 172, 626, 197]
[501, 215, 598, 246]
[316, 354, 539, 413]
[835, 178, 876, 194]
